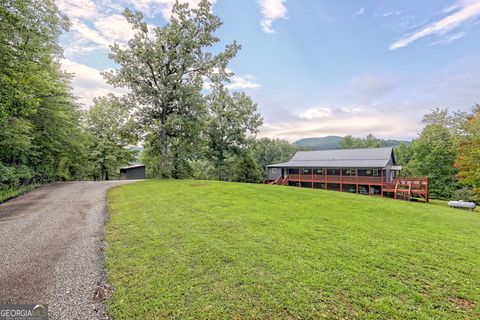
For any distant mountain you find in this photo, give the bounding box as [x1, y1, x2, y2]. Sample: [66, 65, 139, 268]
[294, 136, 410, 150]
[295, 136, 342, 150]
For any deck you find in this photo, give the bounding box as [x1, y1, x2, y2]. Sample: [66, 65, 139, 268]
[267, 175, 429, 202]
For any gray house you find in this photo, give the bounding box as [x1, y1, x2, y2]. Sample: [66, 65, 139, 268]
[119, 164, 146, 180]
[265, 147, 431, 201]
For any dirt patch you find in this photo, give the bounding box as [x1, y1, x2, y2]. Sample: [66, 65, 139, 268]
[190, 183, 208, 187]
[449, 296, 476, 310]
[92, 282, 112, 303]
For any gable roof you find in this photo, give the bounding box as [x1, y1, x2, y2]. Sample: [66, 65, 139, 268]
[268, 147, 395, 168]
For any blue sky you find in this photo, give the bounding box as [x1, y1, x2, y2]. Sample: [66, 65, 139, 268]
[58, 0, 480, 141]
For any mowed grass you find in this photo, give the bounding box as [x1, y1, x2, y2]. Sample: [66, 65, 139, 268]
[106, 180, 480, 319]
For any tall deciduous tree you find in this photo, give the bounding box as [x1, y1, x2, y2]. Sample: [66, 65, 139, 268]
[205, 86, 262, 180]
[406, 124, 458, 199]
[455, 105, 480, 199]
[104, 0, 239, 177]
[85, 95, 137, 180]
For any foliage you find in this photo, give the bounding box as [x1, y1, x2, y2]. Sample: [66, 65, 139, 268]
[232, 151, 262, 183]
[422, 107, 468, 138]
[189, 160, 216, 180]
[406, 125, 458, 199]
[339, 133, 382, 149]
[451, 187, 478, 203]
[455, 105, 480, 198]
[106, 180, 480, 319]
[0, 0, 88, 191]
[205, 86, 262, 180]
[104, 0, 239, 177]
[394, 142, 413, 176]
[252, 137, 303, 179]
[84, 95, 137, 180]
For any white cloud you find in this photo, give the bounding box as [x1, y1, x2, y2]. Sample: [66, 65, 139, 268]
[57, 0, 99, 19]
[356, 7, 365, 15]
[390, 0, 480, 50]
[430, 31, 466, 45]
[94, 14, 136, 42]
[69, 19, 112, 47]
[258, 0, 288, 33]
[203, 71, 261, 91]
[60, 59, 128, 107]
[227, 74, 261, 90]
[384, 10, 402, 17]
[296, 107, 332, 120]
[260, 110, 418, 142]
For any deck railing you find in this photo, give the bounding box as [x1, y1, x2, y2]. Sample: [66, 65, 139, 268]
[288, 174, 385, 185]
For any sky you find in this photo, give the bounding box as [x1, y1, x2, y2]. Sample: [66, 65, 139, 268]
[57, 0, 480, 142]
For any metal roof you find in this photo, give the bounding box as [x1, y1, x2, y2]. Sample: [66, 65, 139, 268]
[119, 164, 145, 170]
[268, 147, 395, 168]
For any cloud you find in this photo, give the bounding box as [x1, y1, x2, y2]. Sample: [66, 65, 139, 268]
[60, 59, 128, 107]
[260, 108, 418, 142]
[227, 74, 261, 90]
[57, 0, 99, 19]
[203, 70, 261, 91]
[69, 19, 111, 47]
[430, 31, 466, 45]
[296, 107, 332, 120]
[390, 0, 480, 50]
[94, 14, 136, 42]
[383, 10, 402, 17]
[356, 7, 365, 15]
[258, 0, 288, 33]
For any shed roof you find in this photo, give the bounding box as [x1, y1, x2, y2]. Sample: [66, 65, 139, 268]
[119, 164, 145, 170]
[268, 147, 395, 168]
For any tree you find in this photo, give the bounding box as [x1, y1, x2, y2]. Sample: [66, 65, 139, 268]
[252, 138, 302, 180]
[394, 142, 413, 176]
[0, 0, 87, 189]
[104, 0, 239, 177]
[205, 86, 262, 180]
[406, 124, 458, 199]
[339, 133, 382, 149]
[84, 95, 137, 180]
[455, 105, 480, 200]
[422, 107, 468, 138]
[233, 151, 261, 183]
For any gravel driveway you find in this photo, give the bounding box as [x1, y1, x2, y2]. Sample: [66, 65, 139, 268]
[0, 181, 137, 319]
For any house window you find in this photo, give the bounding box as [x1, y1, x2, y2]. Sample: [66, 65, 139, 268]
[373, 169, 379, 176]
[302, 168, 312, 175]
[271, 168, 278, 173]
[314, 168, 325, 175]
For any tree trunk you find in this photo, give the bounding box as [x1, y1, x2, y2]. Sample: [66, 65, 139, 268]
[160, 109, 169, 177]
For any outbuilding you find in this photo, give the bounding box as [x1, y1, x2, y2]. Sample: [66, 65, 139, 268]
[119, 164, 146, 180]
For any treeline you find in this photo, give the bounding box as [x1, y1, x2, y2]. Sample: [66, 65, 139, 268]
[0, 1, 137, 195]
[337, 110, 480, 202]
[0, 0, 300, 195]
[394, 107, 480, 202]
[0, 0, 84, 194]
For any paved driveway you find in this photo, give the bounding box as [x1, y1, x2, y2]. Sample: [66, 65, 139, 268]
[0, 181, 137, 319]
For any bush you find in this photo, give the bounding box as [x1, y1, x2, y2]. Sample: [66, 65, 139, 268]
[451, 187, 478, 203]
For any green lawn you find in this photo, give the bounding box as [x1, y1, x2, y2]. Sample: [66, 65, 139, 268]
[106, 180, 480, 319]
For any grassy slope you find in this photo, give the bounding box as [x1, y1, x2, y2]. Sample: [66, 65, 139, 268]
[106, 180, 480, 319]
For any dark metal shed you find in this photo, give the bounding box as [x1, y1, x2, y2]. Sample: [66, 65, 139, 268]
[119, 164, 146, 180]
